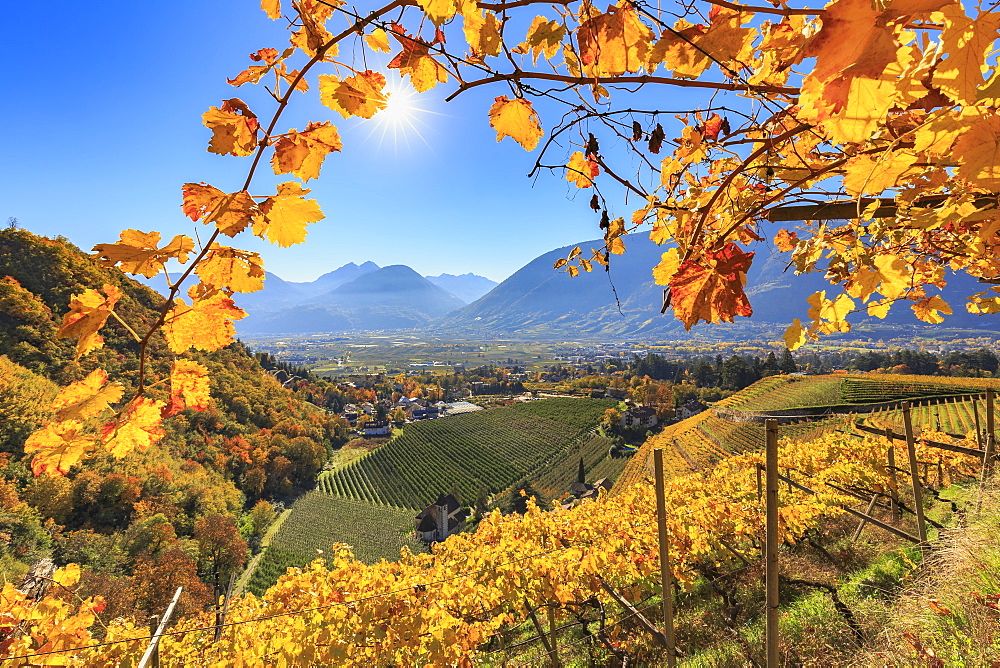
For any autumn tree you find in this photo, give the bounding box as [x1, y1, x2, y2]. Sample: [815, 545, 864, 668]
[193, 514, 247, 597]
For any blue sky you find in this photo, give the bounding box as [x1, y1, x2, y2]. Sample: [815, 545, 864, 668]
[1, 1, 707, 283]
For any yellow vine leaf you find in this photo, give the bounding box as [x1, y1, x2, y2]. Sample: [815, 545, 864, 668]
[93, 229, 194, 278]
[668, 243, 754, 329]
[57, 284, 124, 360]
[875, 255, 911, 299]
[163, 290, 247, 353]
[518, 16, 564, 64]
[51, 369, 124, 422]
[802, 0, 897, 84]
[488, 96, 544, 151]
[387, 28, 449, 92]
[932, 6, 1000, 105]
[783, 318, 807, 350]
[101, 397, 167, 458]
[566, 151, 599, 188]
[181, 184, 260, 237]
[196, 245, 266, 293]
[417, 0, 459, 25]
[52, 563, 81, 588]
[843, 152, 918, 196]
[365, 28, 391, 53]
[577, 4, 653, 77]
[228, 47, 287, 87]
[254, 182, 325, 247]
[23, 420, 94, 476]
[262, 0, 281, 19]
[164, 360, 212, 417]
[202, 98, 259, 157]
[271, 121, 343, 181]
[319, 72, 388, 120]
[463, 10, 502, 58]
[911, 295, 952, 323]
[806, 291, 855, 332]
[774, 229, 799, 252]
[867, 299, 892, 318]
[953, 115, 1000, 189]
[290, 4, 334, 58]
[652, 248, 681, 285]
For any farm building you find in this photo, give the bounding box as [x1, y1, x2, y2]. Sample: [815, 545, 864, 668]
[362, 420, 391, 436]
[621, 406, 658, 428]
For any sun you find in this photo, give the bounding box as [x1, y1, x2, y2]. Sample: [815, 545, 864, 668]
[366, 76, 436, 151]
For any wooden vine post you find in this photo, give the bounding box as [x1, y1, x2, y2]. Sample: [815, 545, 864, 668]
[886, 436, 901, 523]
[901, 403, 928, 544]
[653, 448, 677, 667]
[138, 586, 183, 668]
[982, 388, 996, 480]
[764, 419, 780, 667]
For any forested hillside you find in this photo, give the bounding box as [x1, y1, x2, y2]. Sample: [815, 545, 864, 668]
[0, 228, 346, 622]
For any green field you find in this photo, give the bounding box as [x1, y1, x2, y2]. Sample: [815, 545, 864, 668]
[246, 492, 426, 596]
[316, 398, 615, 508]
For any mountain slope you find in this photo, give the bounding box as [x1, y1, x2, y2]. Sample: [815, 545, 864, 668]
[439, 234, 1000, 337]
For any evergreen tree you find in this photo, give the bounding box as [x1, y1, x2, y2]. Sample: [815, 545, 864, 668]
[577, 457, 586, 484]
[779, 349, 798, 373]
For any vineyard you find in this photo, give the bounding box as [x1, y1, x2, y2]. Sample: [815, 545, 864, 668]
[316, 398, 614, 509]
[246, 492, 426, 596]
[713, 375, 845, 410]
[518, 433, 620, 500]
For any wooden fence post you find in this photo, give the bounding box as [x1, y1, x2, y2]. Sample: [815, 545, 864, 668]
[653, 448, 677, 667]
[547, 606, 559, 668]
[886, 436, 901, 523]
[139, 586, 182, 668]
[765, 419, 780, 668]
[901, 403, 928, 544]
[213, 570, 237, 644]
[983, 388, 996, 479]
[852, 495, 879, 543]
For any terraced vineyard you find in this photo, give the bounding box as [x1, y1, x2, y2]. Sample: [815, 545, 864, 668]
[714, 375, 845, 410]
[317, 398, 614, 509]
[246, 492, 426, 596]
[617, 373, 986, 490]
[865, 394, 987, 435]
[841, 374, 1000, 403]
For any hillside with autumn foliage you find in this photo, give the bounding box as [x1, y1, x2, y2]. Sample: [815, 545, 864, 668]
[0, 228, 349, 621]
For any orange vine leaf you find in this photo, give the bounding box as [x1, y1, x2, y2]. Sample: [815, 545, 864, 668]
[57, 284, 124, 360]
[668, 243, 754, 329]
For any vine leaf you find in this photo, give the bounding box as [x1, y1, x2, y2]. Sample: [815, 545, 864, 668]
[202, 98, 260, 157]
[23, 420, 94, 476]
[254, 181, 325, 247]
[566, 151, 599, 188]
[319, 71, 388, 120]
[181, 184, 260, 237]
[51, 369, 124, 422]
[165, 360, 212, 417]
[488, 96, 544, 151]
[93, 229, 194, 278]
[668, 243, 754, 329]
[271, 121, 343, 181]
[196, 245, 266, 293]
[387, 25, 449, 92]
[57, 284, 124, 360]
[163, 290, 247, 353]
[101, 397, 167, 458]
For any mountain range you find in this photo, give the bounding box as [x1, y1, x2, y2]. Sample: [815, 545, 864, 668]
[137, 236, 1000, 338]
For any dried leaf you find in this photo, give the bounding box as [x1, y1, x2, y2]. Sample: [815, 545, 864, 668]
[93, 230, 193, 278]
[57, 284, 124, 360]
[51, 369, 124, 422]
